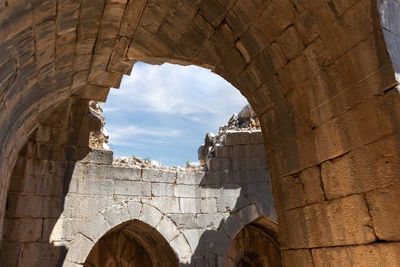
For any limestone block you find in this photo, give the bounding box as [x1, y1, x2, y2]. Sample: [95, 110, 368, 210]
[246, 182, 269, 197]
[156, 216, 180, 242]
[177, 171, 205, 185]
[277, 54, 310, 93]
[232, 157, 245, 171]
[80, 149, 113, 165]
[174, 184, 198, 198]
[215, 145, 232, 158]
[114, 180, 151, 196]
[208, 158, 231, 172]
[65, 233, 95, 264]
[170, 233, 192, 263]
[321, 135, 400, 199]
[0, 243, 21, 267]
[245, 156, 267, 170]
[246, 168, 271, 183]
[200, 0, 226, 27]
[180, 198, 201, 214]
[282, 249, 314, 267]
[127, 201, 142, 219]
[277, 26, 304, 61]
[246, 144, 265, 157]
[77, 178, 114, 195]
[112, 166, 141, 181]
[211, 232, 231, 256]
[59, 218, 87, 242]
[232, 145, 246, 158]
[120, 0, 147, 37]
[218, 195, 241, 213]
[366, 183, 400, 241]
[81, 84, 110, 102]
[237, 51, 275, 92]
[200, 198, 217, 214]
[103, 204, 130, 227]
[8, 173, 36, 193]
[312, 242, 400, 267]
[6, 195, 63, 218]
[205, 171, 229, 186]
[71, 71, 89, 92]
[268, 42, 286, 71]
[86, 164, 115, 180]
[81, 213, 110, 242]
[197, 214, 226, 229]
[25, 158, 49, 176]
[279, 194, 376, 249]
[142, 197, 180, 214]
[229, 169, 247, 184]
[236, 204, 260, 224]
[21, 243, 66, 267]
[3, 218, 42, 242]
[201, 187, 221, 199]
[170, 214, 197, 230]
[66, 195, 114, 218]
[142, 169, 176, 183]
[152, 182, 173, 197]
[299, 166, 325, 205]
[226, 0, 267, 35]
[173, 14, 215, 60]
[222, 214, 243, 239]
[225, 131, 252, 145]
[139, 203, 163, 228]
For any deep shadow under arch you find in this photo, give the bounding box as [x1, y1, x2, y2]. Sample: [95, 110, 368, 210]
[84, 219, 178, 267]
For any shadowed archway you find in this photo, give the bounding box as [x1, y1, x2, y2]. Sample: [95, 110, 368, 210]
[84, 220, 178, 267]
[1, 0, 400, 266]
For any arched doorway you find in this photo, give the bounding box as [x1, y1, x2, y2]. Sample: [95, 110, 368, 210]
[226, 217, 281, 267]
[84, 219, 178, 267]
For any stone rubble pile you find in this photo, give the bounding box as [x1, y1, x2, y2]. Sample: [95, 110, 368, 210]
[112, 156, 204, 171]
[106, 103, 259, 170]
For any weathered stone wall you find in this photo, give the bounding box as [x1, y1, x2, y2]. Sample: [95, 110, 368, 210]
[2, 1, 400, 266]
[1, 128, 278, 266]
[0, 97, 98, 266]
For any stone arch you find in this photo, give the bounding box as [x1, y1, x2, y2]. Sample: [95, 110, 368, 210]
[64, 201, 191, 265]
[1, 1, 400, 266]
[210, 204, 279, 261]
[225, 216, 281, 267]
[83, 219, 178, 267]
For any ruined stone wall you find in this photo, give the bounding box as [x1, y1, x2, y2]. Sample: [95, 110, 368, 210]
[0, 97, 99, 266]
[1, 128, 278, 266]
[2, 1, 400, 266]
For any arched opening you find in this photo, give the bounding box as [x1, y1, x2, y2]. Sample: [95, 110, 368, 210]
[1, 1, 400, 266]
[226, 217, 281, 267]
[103, 61, 247, 166]
[84, 219, 178, 267]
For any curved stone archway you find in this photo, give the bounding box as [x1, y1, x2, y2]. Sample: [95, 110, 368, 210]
[1, 1, 400, 266]
[64, 201, 191, 266]
[226, 217, 281, 267]
[83, 219, 178, 267]
[188, 203, 279, 265]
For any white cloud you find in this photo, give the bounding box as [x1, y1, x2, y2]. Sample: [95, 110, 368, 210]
[105, 62, 247, 124]
[109, 125, 183, 143]
[103, 62, 248, 165]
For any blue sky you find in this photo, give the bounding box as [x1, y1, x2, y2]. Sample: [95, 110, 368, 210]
[104, 62, 248, 166]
